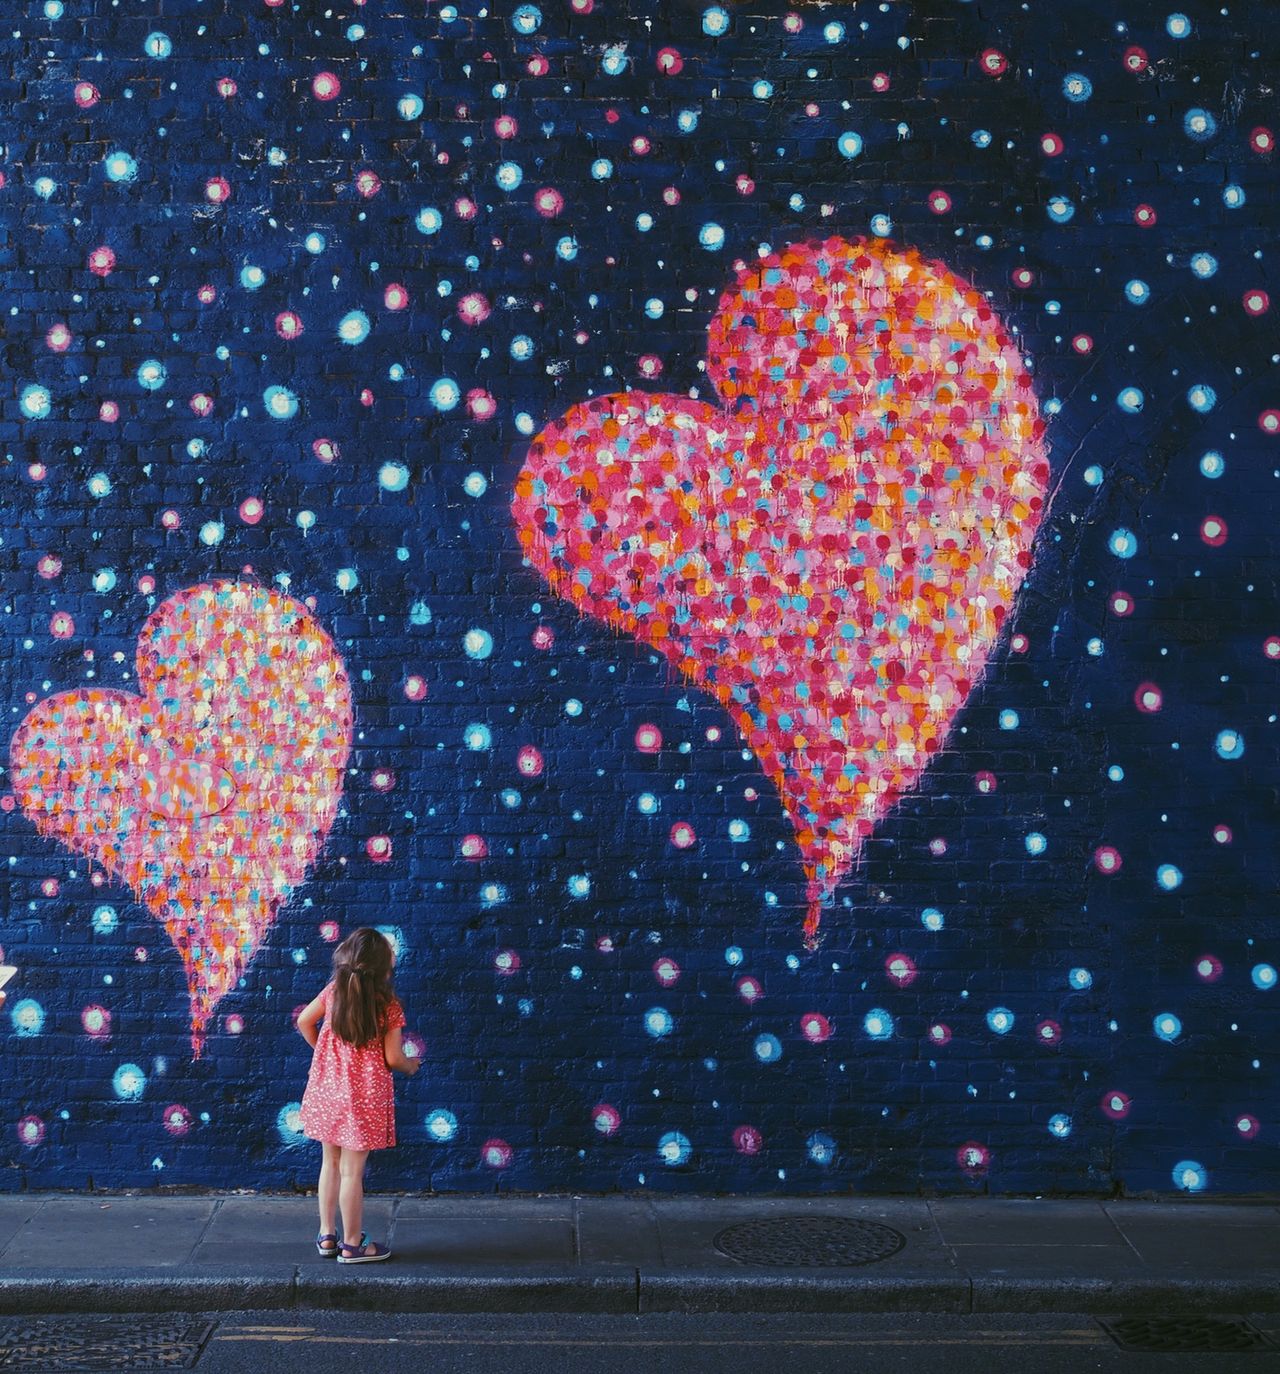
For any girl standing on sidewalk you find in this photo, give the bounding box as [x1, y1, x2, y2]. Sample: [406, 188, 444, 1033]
[296, 927, 419, 1264]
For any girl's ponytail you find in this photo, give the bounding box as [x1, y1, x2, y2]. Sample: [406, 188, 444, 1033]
[328, 928, 395, 1045]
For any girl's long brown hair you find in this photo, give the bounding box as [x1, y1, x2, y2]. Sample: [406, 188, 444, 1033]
[328, 928, 395, 1046]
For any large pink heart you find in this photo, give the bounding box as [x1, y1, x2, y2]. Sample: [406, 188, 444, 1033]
[513, 237, 1049, 941]
[9, 581, 352, 1054]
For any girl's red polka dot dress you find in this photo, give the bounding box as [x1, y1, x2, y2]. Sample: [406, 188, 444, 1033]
[300, 982, 405, 1150]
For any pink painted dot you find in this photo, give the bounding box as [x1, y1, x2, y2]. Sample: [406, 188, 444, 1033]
[1094, 845, 1122, 874]
[1242, 289, 1270, 316]
[1212, 824, 1233, 845]
[517, 745, 544, 777]
[653, 956, 681, 987]
[74, 81, 100, 108]
[458, 292, 490, 324]
[454, 196, 478, 221]
[800, 1012, 831, 1043]
[1010, 267, 1034, 288]
[733, 1125, 763, 1155]
[655, 47, 683, 74]
[1072, 333, 1094, 354]
[1250, 126, 1274, 155]
[238, 497, 263, 525]
[974, 770, 997, 794]
[88, 245, 116, 276]
[1010, 633, 1029, 654]
[1235, 1114, 1260, 1139]
[1035, 1019, 1063, 1046]
[27, 464, 46, 483]
[312, 71, 341, 101]
[928, 837, 948, 857]
[365, 835, 393, 864]
[635, 724, 662, 753]
[1133, 203, 1157, 227]
[1040, 132, 1064, 157]
[527, 54, 549, 76]
[979, 48, 1008, 76]
[1100, 1090, 1132, 1121]
[592, 1103, 620, 1135]
[355, 169, 381, 198]
[312, 438, 340, 463]
[370, 769, 396, 794]
[137, 574, 155, 595]
[596, 936, 615, 955]
[1134, 681, 1163, 714]
[631, 135, 651, 156]
[885, 954, 916, 987]
[532, 625, 555, 651]
[494, 950, 520, 976]
[669, 821, 696, 849]
[319, 921, 340, 942]
[276, 310, 304, 339]
[466, 388, 497, 421]
[637, 354, 663, 379]
[663, 186, 681, 206]
[1109, 590, 1135, 617]
[1260, 409, 1280, 435]
[134, 947, 147, 962]
[872, 72, 890, 92]
[460, 834, 488, 860]
[224, 1014, 244, 1034]
[403, 675, 427, 701]
[1264, 636, 1280, 660]
[216, 77, 238, 98]
[957, 1141, 990, 1173]
[163, 1104, 192, 1137]
[37, 555, 62, 579]
[494, 115, 518, 139]
[46, 323, 72, 352]
[1123, 45, 1149, 73]
[161, 510, 181, 530]
[482, 1139, 513, 1169]
[17, 1116, 45, 1148]
[928, 188, 952, 215]
[197, 284, 217, 305]
[383, 283, 409, 312]
[736, 976, 762, 1003]
[534, 187, 564, 218]
[99, 401, 120, 422]
[49, 612, 75, 640]
[1200, 515, 1227, 547]
[929, 1023, 952, 1046]
[39, 878, 58, 898]
[1195, 954, 1223, 982]
[82, 1005, 111, 1037]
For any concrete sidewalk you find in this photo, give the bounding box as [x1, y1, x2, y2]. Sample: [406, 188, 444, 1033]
[0, 1194, 1276, 1316]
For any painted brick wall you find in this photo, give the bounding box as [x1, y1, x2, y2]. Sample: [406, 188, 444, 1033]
[1, 0, 1277, 1196]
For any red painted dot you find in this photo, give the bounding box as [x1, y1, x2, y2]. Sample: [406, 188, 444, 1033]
[312, 71, 341, 101]
[1250, 126, 1274, 155]
[365, 835, 393, 864]
[1264, 636, 1280, 660]
[239, 497, 263, 525]
[1243, 289, 1270, 316]
[1035, 1020, 1063, 1046]
[635, 723, 663, 754]
[1094, 845, 1122, 875]
[656, 47, 683, 74]
[927, 188, 952, 215]
[732, 1124, 762, 1155]
[1199, 515, 1227, 547]
[312, 438, 340, 464]
[799, 1012, 831, 1043]
[74, 81, 100, 108]
[276, 310, 303, 339]
[1123, 46, 1148, 73]
[979, 48, 1008, 76]
[1072, 334, 1094, 354]
[1011, 267, 1035, 288]
[403, 675, 427, 702]
[974, 770, 997, 794]
[1100, 1090, 1131, 1120]
[383, 283, 409, 311]
[1133, 203, 1157, 227]
[872, 72, 890, 93]
[1109, 590, 1135, 617]
[1040, 132, 1064, 157]
[534, 187, 564, 217]
[460, 834, 488, 860]
[669, 821, 697, 849]
[204, 176, 231, 203]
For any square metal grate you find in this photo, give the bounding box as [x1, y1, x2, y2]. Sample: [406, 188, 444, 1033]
[0, 1316, 215, 1370]
[1100, 1316, 1276, 1354]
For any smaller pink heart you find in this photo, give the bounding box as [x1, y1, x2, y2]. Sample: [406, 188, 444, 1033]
[8, 581, 353, 1054]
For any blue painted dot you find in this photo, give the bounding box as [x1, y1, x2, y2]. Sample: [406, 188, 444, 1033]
[863, 1009, 894, 1040]
[1184, 108, 1217, 141]
[754, 1033, 783, 1062]
[425, 1109, 458, 1141]
[1062, 73, 1092, 102]
[136, 359, 167, 391]
[430, 378, 461, 410]
[657, 1131, 692, 1166]
[1252, 964, 1277, 991]
[837, 131, 864, 159]
[1116, 388, 1144, 414]
[645, 1007, 674, 1038]
[1048, 1114, 1072, 1138]
[263, 385, 299, 420]
[1172, 1160, 1206, 1192]
[1153, 1012, 1182, 1042]
[112, 1063, 147, 1101]
[10, 999, 45, 1037]
[807, 1131, 836, 1165]
[1108, 528, 1138, 559]
[986, 1007, 1014, 1035]
[276, 1102, 306, 1145]
[1156, 864, 1183, 891]
[337, 310, 371, 345]
[1214, 729, 1244, 760]
[1069, 967, 1093, 990]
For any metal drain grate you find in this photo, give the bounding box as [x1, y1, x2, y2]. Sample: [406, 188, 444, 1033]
[0, 1316, 214, 1370]
[714, 1215, 906, 1267]
[1100, 1316, 1276, 1354]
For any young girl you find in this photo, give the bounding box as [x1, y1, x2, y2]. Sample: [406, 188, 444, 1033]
[297, 927, 419, 1264]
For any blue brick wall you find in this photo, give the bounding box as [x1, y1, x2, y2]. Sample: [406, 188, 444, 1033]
[0, 0, 1277, 1195]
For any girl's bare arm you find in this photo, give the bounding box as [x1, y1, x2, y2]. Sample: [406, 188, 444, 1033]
[383, 1025, 419, 1075]
[295, 993, 326, 1049]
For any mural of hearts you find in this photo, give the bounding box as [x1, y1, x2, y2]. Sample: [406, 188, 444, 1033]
[8, 581, 353, 1056]
[513, 237, 1050, 942]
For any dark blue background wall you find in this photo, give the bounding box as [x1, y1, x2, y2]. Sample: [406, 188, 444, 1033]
[1, 0, 1278, 1194]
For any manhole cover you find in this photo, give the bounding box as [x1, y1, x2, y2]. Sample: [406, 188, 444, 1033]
[1100, 1316, 1275, 1354]
[713, 1215, 906, 1267]
[0, 1316, 215, 1370]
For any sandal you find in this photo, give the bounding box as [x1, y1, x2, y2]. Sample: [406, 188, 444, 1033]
[338, 1236, 391, 1264]
[315, 1232, 338, 1257]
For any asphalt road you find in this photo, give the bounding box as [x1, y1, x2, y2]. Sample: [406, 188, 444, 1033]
[6, 1311, 1280, 1372]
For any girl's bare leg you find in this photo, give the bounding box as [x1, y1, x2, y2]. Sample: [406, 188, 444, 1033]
[338, 1148, 371, 1252]
[318, 1141, 341, 1247]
